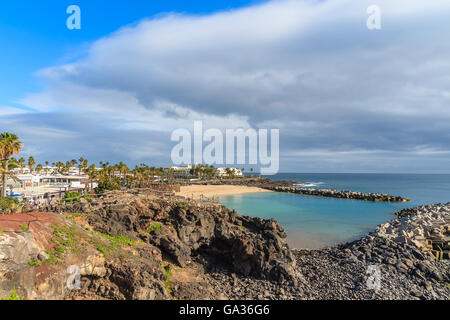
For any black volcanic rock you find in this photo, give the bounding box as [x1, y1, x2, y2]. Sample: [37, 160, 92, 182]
[61, 190, 301, 285]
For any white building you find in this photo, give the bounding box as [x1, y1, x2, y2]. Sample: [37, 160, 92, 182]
[216, 167, 243, 177]
[5, 173, 91, 200]
[167, 165, 192, 177]
[12, 166, 85, 176]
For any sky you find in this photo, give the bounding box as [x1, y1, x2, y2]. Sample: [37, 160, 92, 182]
[1, 0, 450, 173]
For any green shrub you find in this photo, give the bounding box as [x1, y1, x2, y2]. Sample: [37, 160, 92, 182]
[0, 286, 20, 300]
[162, 263, 172, 277]
[162, 263, 174, 298]
[96, 244, 108, 255]
[54, 245, 65, 254]
[95, 177, 121, 194]
[0, 197, 19, 214]
[28, 259, 41, 267]
[99, 233, 136, 247]
[147, 222, 162, 233]
[95, 233, 136, 257]
[64, 192, 81, 203]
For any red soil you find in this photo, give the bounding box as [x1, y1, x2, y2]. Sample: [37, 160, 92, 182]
[0, 212, 64, 251]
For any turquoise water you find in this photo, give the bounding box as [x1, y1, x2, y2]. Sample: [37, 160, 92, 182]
[219, 174, 450, 249]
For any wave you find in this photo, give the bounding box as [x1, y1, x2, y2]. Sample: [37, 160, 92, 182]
[293, 182, 325, 188]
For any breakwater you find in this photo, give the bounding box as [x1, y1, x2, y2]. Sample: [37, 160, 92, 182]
[263, 186, 410, 202]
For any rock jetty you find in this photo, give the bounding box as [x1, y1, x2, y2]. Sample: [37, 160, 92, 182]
[265, 186, 410, 202]
[376, 203, 449, 259]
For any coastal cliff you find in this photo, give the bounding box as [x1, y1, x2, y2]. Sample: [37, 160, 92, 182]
[0, 189, 300, 300]
[0, 189, 448, 300]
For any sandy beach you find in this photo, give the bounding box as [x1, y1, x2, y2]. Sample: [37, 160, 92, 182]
[177, 184, 271, 200]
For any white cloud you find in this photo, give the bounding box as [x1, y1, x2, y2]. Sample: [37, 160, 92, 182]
[0, 106, 27, 116]
[10, 0, 450, 171]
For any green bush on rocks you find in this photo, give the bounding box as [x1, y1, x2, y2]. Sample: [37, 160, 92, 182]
[0, 286, 20, 300]
[0, 196, 19, 214]
[64, 192, 81, 203]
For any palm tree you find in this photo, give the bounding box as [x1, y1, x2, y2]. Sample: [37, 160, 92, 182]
[63, 161, 72, 174]
[78, 162, 84, 175]
[27, 156, 35, 173]
[18, 157, 26, 173]
[35, 164, 43, 174]
[132, 166, 144, 188]
[77, 157, 85, 175]
[44, 161, 50, 175]
[55, 162, 64, 174]
[86, 164, 97, 178]
[83, 159, 89, 174]
[204, 165, 215, 180]
[117, 162, 129, 185]
[0, 159, 21, 196]
[0, 133, 23, 197]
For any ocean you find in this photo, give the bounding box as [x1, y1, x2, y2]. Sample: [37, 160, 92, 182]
[218, 173, 450, 249]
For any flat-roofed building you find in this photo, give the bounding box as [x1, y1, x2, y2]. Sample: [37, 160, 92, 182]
[216, 167, 243, 177]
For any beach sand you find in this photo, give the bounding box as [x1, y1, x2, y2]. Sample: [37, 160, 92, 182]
[177, 185, 271, 200]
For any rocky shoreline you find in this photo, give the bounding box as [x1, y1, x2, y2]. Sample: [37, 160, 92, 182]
[264, 186, 410, 202]
[0, 189, 299, 300]
[208, 203, 449, 300]
[0, 188, 448, 300]
[186, 178, 410, 202]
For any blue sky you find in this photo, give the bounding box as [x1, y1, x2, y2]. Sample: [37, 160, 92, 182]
[1, 0, 450, 173]
[0, 0, 264, 107]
